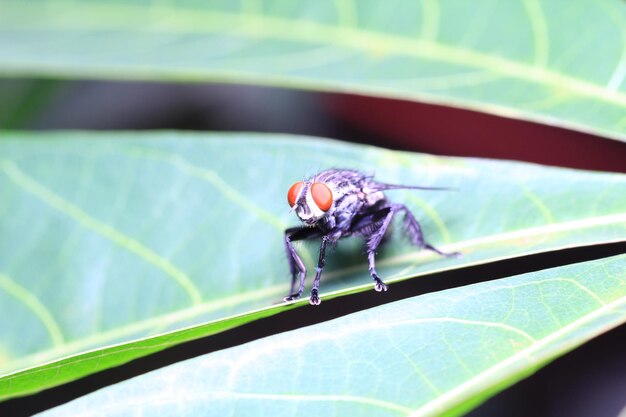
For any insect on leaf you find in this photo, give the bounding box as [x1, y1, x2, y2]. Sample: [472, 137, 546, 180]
[0, 131, 625, 401]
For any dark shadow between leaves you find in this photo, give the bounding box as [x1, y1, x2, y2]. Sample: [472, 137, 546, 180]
[3, 241, 626, 416]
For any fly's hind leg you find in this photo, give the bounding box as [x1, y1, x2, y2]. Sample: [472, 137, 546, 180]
[368, 252, 389, 292]
[352, 206, 395, 292]
[354, 203, 458, 294]
[397, 204, 461, 258]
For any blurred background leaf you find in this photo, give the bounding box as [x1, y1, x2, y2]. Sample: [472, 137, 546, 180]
[0, 0, 625, 142]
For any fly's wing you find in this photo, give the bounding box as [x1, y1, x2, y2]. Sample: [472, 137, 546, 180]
[367, 182, 455, 192]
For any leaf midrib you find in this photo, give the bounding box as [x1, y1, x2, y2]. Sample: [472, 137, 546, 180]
[2, 1, 626, 107]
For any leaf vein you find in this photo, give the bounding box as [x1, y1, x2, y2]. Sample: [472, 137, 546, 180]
[211, 391, 412, 415]
[518, 182, 555, 224]
[0, 159, 203, 306]
[0, 272, 64, 347]
[410, 293, 626, 417]
[521, 0, 550, 67]
[123, 146, 316, 268]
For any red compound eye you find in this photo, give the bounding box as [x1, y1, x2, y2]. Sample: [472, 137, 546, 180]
[311, 182, 333, 212]
[287, 181, 304, 207]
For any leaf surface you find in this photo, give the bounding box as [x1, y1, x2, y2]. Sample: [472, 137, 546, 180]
[0, 1, 625, 141]
[37, 254, 626, 417]
[0, 131, 625, 400]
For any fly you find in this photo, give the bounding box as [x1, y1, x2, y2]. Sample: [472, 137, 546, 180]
[284, 168, 459, 305]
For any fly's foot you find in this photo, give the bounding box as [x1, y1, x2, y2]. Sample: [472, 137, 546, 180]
[374, 277, 388, 292]
[426, 243, 462, 259]
[309, 289, 321, 305]
[283, 291, 303, 302]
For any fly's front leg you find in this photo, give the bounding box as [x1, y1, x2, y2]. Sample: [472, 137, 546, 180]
[284, 227, 300, 295]
[309, 236, 330, 305]
[284, 227, 320, 302]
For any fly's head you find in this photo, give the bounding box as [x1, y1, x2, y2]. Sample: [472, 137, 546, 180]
[287, 180, 333, 226]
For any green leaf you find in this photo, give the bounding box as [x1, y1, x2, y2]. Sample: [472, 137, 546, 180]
[37, 254, 626, 417]
[1, 131, 625, 401]
[0, 79, 62, 129]
[0, 1, 625, 141]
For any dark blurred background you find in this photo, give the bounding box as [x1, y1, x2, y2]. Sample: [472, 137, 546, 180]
[2, 78, 626, 416]
[4, 79, 626, 173]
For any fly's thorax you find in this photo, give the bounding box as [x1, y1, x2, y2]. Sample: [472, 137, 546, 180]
[364, 190, 385, 206]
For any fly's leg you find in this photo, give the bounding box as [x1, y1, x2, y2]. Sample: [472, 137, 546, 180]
[358, 203, 458, 293]
[368, 252, 388, 292]
[350, 206, 394, 291]
[363, 207, 395, 292]
[309, 236, 330, 305]
[397, 204, 461, 258]
[284, 228, 299, 295]
[283, 227, 321, 302]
